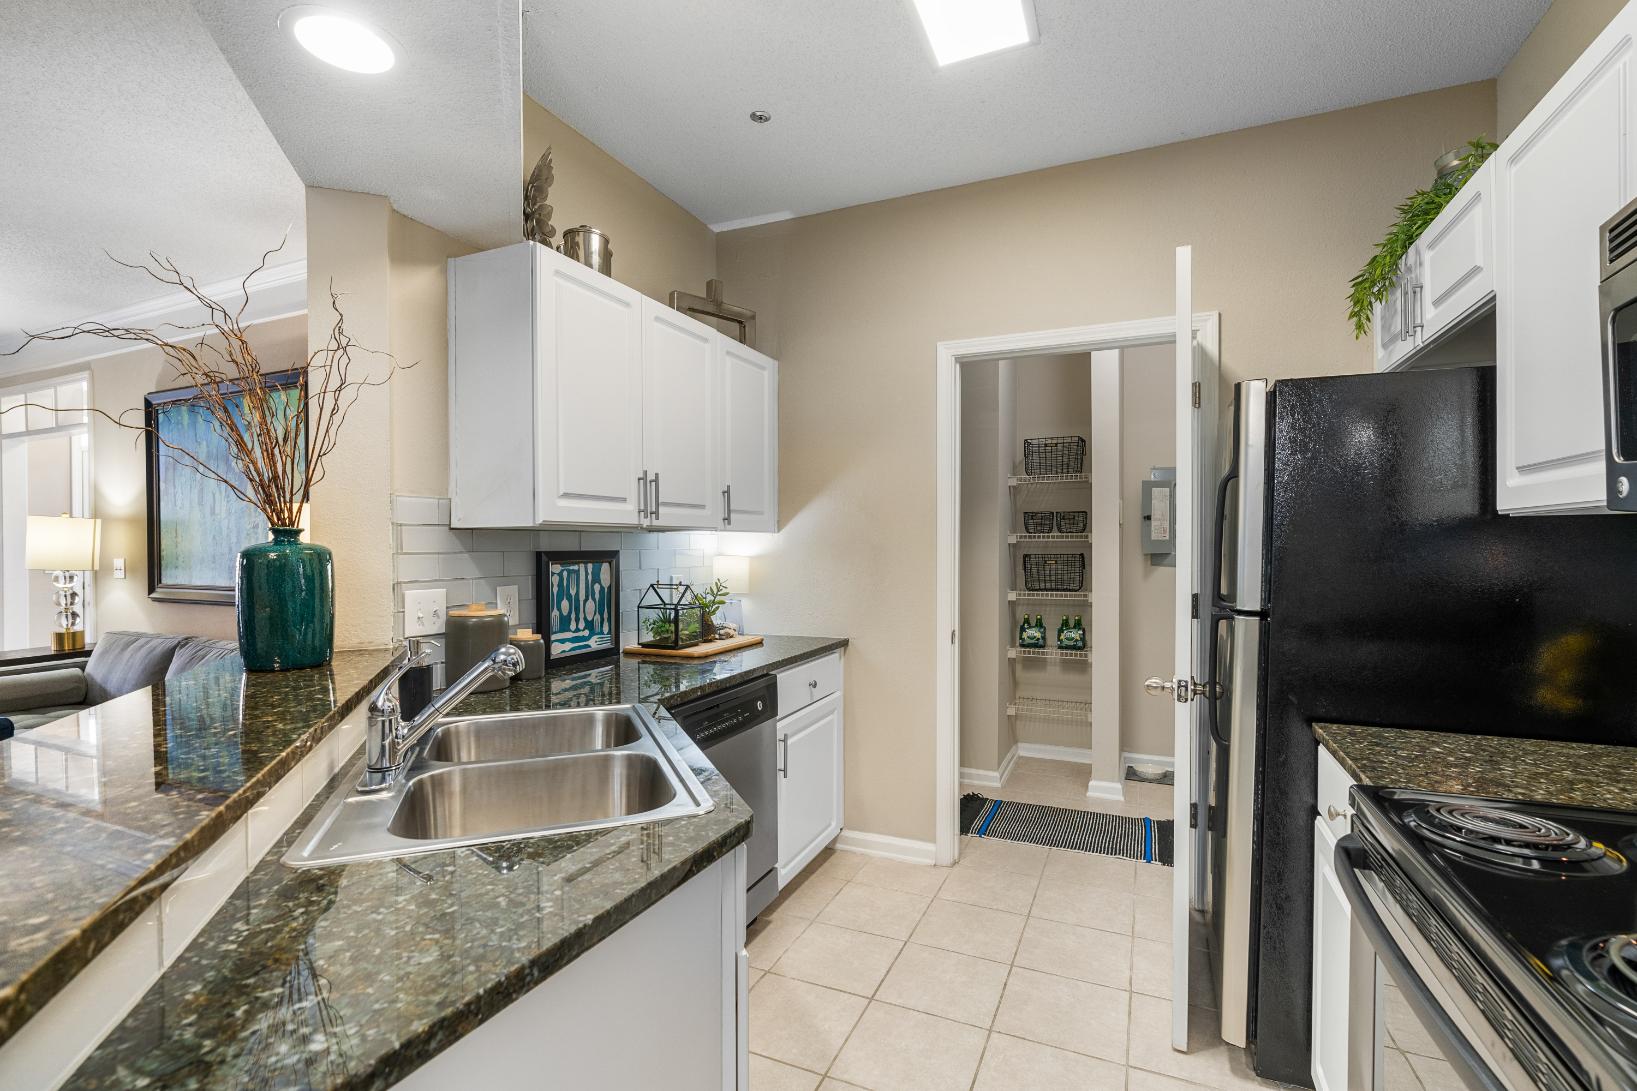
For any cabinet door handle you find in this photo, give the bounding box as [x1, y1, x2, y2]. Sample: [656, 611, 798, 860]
[651, 472, 660, 518]
[637, 472, 649, 521]
[1412, 282, 1423, 338]
[778, 734, 789, 778]
[723, 484, 732, 527]
[1326, 805, 1351, 822]
[1399, 274, 1410, 342]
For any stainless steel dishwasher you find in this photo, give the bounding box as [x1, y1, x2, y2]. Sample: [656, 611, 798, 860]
[671, 676, 779, 921]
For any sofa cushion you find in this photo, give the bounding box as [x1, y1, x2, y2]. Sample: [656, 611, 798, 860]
[83, 631, 190, 705]
[6, 706, 87, 732]
[165, 638, 240, 679]
[0, 667, 86, 713]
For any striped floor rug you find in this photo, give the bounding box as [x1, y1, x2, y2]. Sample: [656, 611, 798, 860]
[960, 793, 1173, 866]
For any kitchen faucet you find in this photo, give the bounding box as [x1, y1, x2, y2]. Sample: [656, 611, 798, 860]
[357, 638, 525, 792]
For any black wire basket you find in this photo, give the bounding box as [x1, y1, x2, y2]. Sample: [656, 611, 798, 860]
[1022, 553, 1086, 592]
[1055, 510, 1088, 535]
[1022, 511, 1055, 534]
[1023, 435, 1086, 477]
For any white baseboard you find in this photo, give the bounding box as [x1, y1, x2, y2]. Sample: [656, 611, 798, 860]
[997, 743, 1018, 785]
[1086, 779, 1125, 801]
[834, 829, 937, 865]
[1016, 742, 1096, 764]
[1121, 750, 1175, 773]
[959, 744, 1019, 789]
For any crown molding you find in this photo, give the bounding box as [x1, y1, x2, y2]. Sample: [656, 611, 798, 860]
[1, 260, 308, 379]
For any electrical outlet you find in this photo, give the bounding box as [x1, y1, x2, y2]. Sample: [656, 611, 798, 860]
[404, 588, 446, 637]
[113, 558, 126, 579]
[497, 585, 519, 625]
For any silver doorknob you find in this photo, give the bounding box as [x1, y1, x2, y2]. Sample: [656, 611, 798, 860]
[1143, 677, 1175, 697]
[1143, 676, 1223, 704]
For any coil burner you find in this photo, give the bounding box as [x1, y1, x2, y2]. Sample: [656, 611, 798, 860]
[1555, 935, 1637, 1036]
[1404, 802, 1623, 876]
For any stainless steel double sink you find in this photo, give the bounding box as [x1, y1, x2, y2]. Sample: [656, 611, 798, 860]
[283, 705, 714, 868]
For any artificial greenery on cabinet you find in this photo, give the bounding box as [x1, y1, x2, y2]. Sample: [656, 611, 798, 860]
[1347, 137, 1497, 338]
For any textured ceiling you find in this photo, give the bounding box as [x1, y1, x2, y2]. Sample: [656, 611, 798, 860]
[0, 0, 306, 354]
[522, 0, 1549, 228]
[190, 0, 522, 251]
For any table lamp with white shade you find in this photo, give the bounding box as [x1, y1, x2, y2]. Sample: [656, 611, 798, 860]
[26, 514, 101, 651]
[712, 554, 751, 633]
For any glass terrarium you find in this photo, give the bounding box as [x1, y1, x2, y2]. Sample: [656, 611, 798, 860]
[637, 581, 704, 650]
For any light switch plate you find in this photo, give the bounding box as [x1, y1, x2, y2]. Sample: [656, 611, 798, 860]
[404, 588, 446, 637]
[497, 585, 519, 625]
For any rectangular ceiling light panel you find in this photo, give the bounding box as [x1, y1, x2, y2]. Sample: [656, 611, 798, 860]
[911, 0, 1038, 66]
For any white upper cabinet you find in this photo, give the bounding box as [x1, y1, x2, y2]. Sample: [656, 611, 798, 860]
[448, 241, 779, 530]
[719, 340, 779, 532]
[643, 299, 722, 529]
[536, 246, 647, 525]
[1372, 255, 1418, 372]
[1494, 6, 1637, 514]
[1373, 163, 1494, 373]
[1418, 160, 1494, 344]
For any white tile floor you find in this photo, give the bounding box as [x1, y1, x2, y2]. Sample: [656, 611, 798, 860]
[745, 758, 1292, 1090]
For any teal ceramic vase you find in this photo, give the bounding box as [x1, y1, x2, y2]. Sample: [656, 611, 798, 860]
[236, 527, 334, 672]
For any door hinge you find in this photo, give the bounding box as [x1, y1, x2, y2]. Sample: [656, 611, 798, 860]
[1191, 593, 1199, 620]
[951, 628, 957, 645]
[1190, 803, 1199, 829]
[1191, 380, 1201, 409]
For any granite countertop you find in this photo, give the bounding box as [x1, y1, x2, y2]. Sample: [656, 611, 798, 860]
[1314, 722, 1637, 811]
[453, 634, 851, 719]
[61, 635, 846, 1089]
[0, 647, 400, 1048]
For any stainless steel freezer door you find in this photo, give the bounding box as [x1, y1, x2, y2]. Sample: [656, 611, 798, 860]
[1219, 380, 1268, 614]
[1210, 611, 1262, 1047]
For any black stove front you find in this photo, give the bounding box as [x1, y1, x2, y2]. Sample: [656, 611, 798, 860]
[1344, 787, 1637, 1091]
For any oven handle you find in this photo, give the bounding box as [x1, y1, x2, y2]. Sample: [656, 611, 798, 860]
[1334, 834, 1507, 1091]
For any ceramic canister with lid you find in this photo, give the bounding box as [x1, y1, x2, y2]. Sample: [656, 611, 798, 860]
[445, 603, 511, 692]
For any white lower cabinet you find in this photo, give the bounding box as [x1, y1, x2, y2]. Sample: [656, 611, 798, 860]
[1312, 815, 1352, 1091]
[776, 688, 843, 885]
[399, 847, 747, 1091]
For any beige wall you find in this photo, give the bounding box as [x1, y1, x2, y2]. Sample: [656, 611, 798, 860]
[957, 362, 1008, 773]
[1118, 344, 1176, 761]
[306, 188, 396, 651]
[388, 210, 478, 498]
[1497, 0, 1627, 139]
[716, 80, 1496, 844]
[523, 96, 716, 306]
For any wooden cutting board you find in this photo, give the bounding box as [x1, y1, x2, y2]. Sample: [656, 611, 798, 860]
[623, 634, 764, 658]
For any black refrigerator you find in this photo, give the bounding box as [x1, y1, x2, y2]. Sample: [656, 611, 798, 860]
[1210, 366, 1637, 1086]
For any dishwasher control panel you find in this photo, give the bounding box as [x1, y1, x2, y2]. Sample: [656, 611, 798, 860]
[673, 679, 778, 748]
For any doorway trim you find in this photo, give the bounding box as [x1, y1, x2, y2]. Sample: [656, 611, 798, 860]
[934, 314, 1220, 867]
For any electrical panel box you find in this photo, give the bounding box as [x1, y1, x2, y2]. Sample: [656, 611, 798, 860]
[1141, 467, 1176, 567]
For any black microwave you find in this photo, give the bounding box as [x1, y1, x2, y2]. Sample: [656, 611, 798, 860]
[1599, 197, 1637, 509]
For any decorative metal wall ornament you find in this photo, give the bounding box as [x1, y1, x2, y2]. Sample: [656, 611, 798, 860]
[523, 146, 557, 247]
[669, 278, 757, 347]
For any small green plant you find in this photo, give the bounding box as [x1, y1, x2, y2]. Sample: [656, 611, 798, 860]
[692, 578, 731, 621]
[643, 615, 675, 642]
[1348, 137, 1497, 339]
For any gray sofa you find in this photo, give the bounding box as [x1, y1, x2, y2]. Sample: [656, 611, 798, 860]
[0, 631, 239, 731]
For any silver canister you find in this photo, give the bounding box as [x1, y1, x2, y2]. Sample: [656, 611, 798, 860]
[560, 225, 613, 276]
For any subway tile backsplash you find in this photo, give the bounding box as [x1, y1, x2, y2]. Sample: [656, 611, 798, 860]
[391, 495, 720, 684]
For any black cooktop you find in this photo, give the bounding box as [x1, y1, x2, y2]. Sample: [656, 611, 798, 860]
[1352, 787, 1637, 1091]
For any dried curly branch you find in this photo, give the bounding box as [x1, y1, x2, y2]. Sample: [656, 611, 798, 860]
[2, 243, 407, 529]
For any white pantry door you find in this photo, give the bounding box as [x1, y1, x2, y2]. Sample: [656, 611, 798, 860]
[1170, 245, 1220, 1050]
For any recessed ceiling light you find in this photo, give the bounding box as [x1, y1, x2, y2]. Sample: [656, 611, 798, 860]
[279, 6, 396, 74]
[909, 0, 1038, 66]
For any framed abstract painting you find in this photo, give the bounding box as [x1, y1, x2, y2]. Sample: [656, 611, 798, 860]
[144, 370, 305, 604]
[536, 550, 619, 666]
